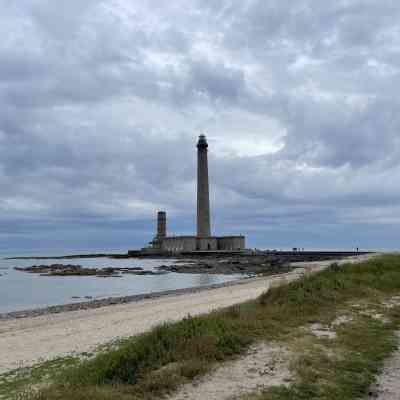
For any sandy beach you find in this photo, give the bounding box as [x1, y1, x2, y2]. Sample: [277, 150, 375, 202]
[0, 255, 373, 374]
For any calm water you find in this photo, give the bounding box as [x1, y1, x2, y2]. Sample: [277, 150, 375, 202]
[0, 255, 242, 314]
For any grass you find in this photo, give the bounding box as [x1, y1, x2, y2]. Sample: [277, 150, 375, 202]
[14, 254, 400, 399]
[0, 357, 80, 400]
[244, 306, 400, 400]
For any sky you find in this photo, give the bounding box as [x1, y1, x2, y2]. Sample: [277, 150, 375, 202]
[1, 0, 400, 253]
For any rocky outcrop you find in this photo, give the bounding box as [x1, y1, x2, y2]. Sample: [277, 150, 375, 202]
[14, 265, 166, 277]
[157, 256, 293, 275]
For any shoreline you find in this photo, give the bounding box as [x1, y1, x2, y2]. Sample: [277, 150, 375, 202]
[0, 252, 375, 321]
[0, 275, 256, 321]
[0, 254, 375, 375]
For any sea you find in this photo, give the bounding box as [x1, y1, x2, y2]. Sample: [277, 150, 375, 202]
[0, 250, 242, 314]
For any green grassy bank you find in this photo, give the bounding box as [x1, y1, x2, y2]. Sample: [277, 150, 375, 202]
[12, 254, 400, 399]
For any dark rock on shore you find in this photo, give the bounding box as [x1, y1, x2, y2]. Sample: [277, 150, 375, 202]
[6, 253, 130, 260]
[158, 256, 293, 275]
[122, 270, 168, 276]
[116, 267, 144, 272]
[14, 264, 158, 277]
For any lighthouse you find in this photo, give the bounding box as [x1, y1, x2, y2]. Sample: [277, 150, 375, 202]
[196, 134, 211, 238]
[147, 134, 245, 253]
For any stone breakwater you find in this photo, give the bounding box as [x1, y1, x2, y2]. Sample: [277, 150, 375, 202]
[14, 264, 168, 277]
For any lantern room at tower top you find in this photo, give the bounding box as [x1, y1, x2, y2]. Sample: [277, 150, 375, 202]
[146, 134, 246, 253]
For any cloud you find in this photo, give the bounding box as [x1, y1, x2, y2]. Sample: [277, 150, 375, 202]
[0, 0, 400, 252]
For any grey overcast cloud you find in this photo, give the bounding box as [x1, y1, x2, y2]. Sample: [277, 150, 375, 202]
[1, 0, 400, 253]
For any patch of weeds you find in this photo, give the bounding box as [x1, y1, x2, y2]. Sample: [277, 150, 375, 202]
[243, 304, 400, 400]
[0, 357, 79, 400]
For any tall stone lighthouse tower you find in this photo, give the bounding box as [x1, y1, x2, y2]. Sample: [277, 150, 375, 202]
[197, 134, 211, 238]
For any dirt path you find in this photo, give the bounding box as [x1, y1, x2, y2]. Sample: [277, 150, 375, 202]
[371, 332, 400, 400]
[370, 296, 400, 399]
[170, 343, 291, 400]
[0, 255, 373, 375]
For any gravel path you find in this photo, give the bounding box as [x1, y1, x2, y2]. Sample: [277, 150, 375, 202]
[0, 255, 373, 375]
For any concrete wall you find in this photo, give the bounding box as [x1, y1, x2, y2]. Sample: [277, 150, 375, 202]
[160, 235, 245, 253]
[197, 237, 218, 251]
[217, 236, 245, 251]
[161, 237, 197, 252]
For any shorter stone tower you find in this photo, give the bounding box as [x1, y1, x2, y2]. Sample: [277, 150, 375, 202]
[157, 211, 167, 239]
[151, 211, 167, 249]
